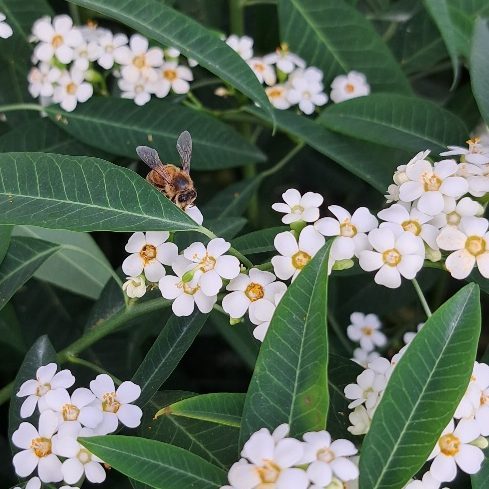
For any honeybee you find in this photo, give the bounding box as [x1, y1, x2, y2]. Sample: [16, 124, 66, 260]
[136, 130, 197, 210]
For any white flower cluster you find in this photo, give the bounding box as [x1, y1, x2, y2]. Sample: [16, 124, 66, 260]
[12, 363, 142, 487]
[0, 12, 13, 39]
[344, 328, 489, 486]
[225, 36, 370, 114]
[221, 423, 359, 489]
[346, 312, 386, 367]
[28, 15, 194, 110]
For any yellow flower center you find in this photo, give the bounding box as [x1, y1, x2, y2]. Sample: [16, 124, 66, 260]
[31, 437, 52, 458]
[317, 447, 335, 463]
[140, 244, 157, 263]
[199, 255, 216, 273]
[291, 204, 304, 214]
[402, 220, 421, 235]
[66, 82, 77, 95]
[253, 62, 265, 73]
[77, 448, 92, 464]
[267, 87, 284, 99]
[481, 392, 489, 405]
[133, 55, 146, 68]
[102, 392, 121, 413]
[245, 283, 264, 302]
[340, 220, 357, 237]
[163, 69, 177, 81]
[382, 248, 401, 267]
[181, 281, 199, 295]
[35, 383, 51, 397]
[62, 403, 80, 421]
[345, 83, 355, 93]
[292, 251, 311, 270]
[465, 236, 486, 256]
[467, 137, 481, 153]
[257, 460, 281, 483]
[361, 326, 374, 336]
[422, 173, 442, 191]
[52, 34, 64, 48]
[446, 211, 461, 226]
[439, 433, 461, 456]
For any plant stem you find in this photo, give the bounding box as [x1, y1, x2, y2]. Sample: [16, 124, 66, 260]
[0, 103, 44, 113]
[412, 278, 432, 318]
[66, 354, 122, 385]
[260, 143, 305, 178]
[230, 0, 245, 35]
[68, 3, 82, 25]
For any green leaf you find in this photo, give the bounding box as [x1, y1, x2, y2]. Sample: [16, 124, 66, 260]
[79, 435, 227, 489]
[66, 0, 273, 117]
[278, 0, 411, 93]
[0, 237, 61, 311]
[359, 284, 481, 489]
[0, 152, 199, 232]
[470, 18, 489, 127]
[240, 240, 332, 444]
[12, 226, 112, 300]
[319, 94, 468, 153]
[0, 225, 12, 265]
[45, 98, 266, 170]
[142, 391, 240, 470]
[132, 311, 208, 406]
[232, 227, 287, 255]
[247, 105, 408, 193]
[8, 335, 57, 449]
[472, 448, 489, 488]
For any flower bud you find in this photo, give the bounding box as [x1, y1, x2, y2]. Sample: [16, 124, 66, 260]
[425, 246, 442, 262]
[290, 220, 307, 234]
[84, 69, 103, 84]
[471, 436, 489, 449]
[182, 269, 195, 283]
[229, 317, 243, 326]
[332, 259, 354, 271]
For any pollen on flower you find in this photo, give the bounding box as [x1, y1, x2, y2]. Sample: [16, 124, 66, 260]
[382, 249, 401, 266]
[291, 204, 305, 214]
[31, 437, 52, 458]
[446, 211, 461, 226]
[257, 460, 281, 483]
[439, 433, 461, 456]
[465, 236, 486, 256]
[181, 281, 199, 295]
[51, 34, 64, 47]
[361, 326, 373, 337]
[245, 282, 264, 301]
[340, 220, 357, 237]
[199, 255, 216, 272]
[317, 447, 335, 463]
[345, 83, 355, 93]
[62, 403, 80, 421]
[66, 82, 77, 95]
[35, 383, 51, 396]
[401, 220, 421, 235]
[292, 250, 311, 269]
[77, 448, 92, 464]
[422, 173, 442, 191]
[139, 244, 157, 263]
[163, 69, 177, 81]
[132, 55, 146, 68]
[102, 392, 121, 413]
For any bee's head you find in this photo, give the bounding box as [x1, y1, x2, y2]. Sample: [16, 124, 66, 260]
[177, 189, 197, 208]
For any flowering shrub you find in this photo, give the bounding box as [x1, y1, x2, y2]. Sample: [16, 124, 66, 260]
[0, 1, 489, 489]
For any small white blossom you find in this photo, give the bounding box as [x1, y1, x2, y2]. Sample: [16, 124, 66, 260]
[32, 15, 83, 64]
[272, 225, 325, 281]
[247, 57, 276, 86]
[226, 34, 254, 60]
[264, 44, 305, 74]
[14, 477, 42, 489]
[436, 217, 489, 279]
[53, 68, 93, 112]
[28, 63, 61, 99]
[385, 183, 400, 203]
[344, 368, 387, 413]
[346, 312, 386, 352]
[183, 238, 240, 296]
[89, 374, 142, 434]
[122, 275, 147, 298]
[405, 471, 447, 489]
[72, 40, 101, 71]
[17, 363, 75, 418]
[352, 348, 380, 368]
[0, 12, 13, 39]
[266, 84, 291, 110]
[118, 75, 153, 106]
[152, 61, 193, 97]
[330, 71, 370, 104]
[272, 188, 323, 224]
[454, 361, 489, 421]
[441, 137, 489, 166]
[286, 68, 328, 115]
[122, 231, 178, 283]
[347, 405, 371, 436]
[431, 196, 484, 229]
[359, 228, 425, 288]
[97, 31, 128, 69]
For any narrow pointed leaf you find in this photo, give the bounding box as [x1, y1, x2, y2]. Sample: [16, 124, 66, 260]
[0, 237, 61, 311]
[359, 284, 481, 489]
[240, 240, 332, 444]
[0, 153, 198, 232]
[0, 225, 12, 265]
[66, 0, 272, 117]
[79, 435, 227, 489]
[278, 0, 411, 93]
[470, 18, 489, 126]
[319, 94, 467, 153]
[132, 311, 208, 407]
[45, 98, 265, 170]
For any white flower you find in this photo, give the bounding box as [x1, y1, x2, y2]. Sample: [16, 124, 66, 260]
[436, 217, 489, 279]
[441, 137, 489, 166]
[346, 312, 386, 352]
[247, 57, 276, 86]
[385, 184, 400, 203]
[405, 471, 447, 489]
[378, 202, 439, 250]
[45, 387, 102, 428]
[454, 361, 489, 420]
[347, 405, 371, 436]
[272, 188, 323, 224]
[17, 363, 75, 418]
[330, 71, 370, 103]
[54, 423, 106, 484]
[344, 368, 387, 413]
[72, 40, 101, 71]
[352, 348, 380, 368]
[183, 238, 240, 296]
[226, 34, 254, 60]
[403, 323, 424, 345]
[159, 255, 217, 316]
[0, 12, 13, 39]
[32, 15, 83, 64]
[28, 63, 61, 99]
[264, 44, 305, 74]
[315, 206, 378, 263]
[12, 411, 63, 482]
[118, 75, 153, 106]
[300, 431, 358, 486]
[97, 31, 128, 69]
[14, 477, 42, 489]
[122, 231, 178, 283]
[431, 196, 484, 229]
[53, 68, 93, 112]
[398, 158, 468, 216]
[286, 68, 328, 115]
[89, 374, 142, 434]
[79, 23, 110, 43]
[454, 160, 489, 197]
[122, 275, 147, 298]
[152, 61, 193, 97]
[185, 205, 204, 225]
[272, 225, 325, 281]
[359, 228, 425, 288]
[428, 418, 484, 482]
[114, 34, 163, 82]
[266, 84, 291, 110]
[165, 46, 181, 59]
[223, 424, 308, 489]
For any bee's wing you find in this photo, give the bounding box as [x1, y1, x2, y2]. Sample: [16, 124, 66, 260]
[136, 145, 172, 185]
[176, 131, 192, 174]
